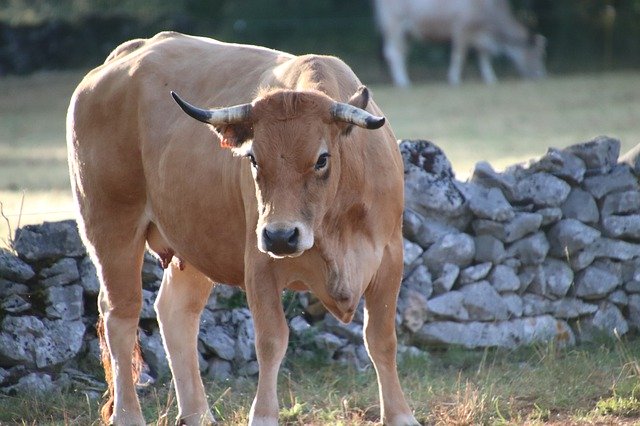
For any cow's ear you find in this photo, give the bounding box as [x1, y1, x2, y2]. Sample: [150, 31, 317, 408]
[214, 124, 253, 149]
[339, 86, 370, 137]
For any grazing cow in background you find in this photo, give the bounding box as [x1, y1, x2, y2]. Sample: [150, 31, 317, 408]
[374, 0, 547, 86]
[67, 32, 419, 425]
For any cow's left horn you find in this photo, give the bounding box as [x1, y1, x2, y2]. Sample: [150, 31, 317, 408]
[171, 91, 252, 125]
[331, 102, 385, 130]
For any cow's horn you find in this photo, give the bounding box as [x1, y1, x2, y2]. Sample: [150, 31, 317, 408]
[171, 91, 252, 125]
[331, 102, 385, 130]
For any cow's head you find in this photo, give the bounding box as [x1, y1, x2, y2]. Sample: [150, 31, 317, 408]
[507, 33, 547, 80]
[172, 87, 384, 258]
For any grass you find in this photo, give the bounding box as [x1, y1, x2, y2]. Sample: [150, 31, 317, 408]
[1, 338, 639, 424]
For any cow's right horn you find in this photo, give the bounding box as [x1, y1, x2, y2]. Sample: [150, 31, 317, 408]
[171, 91, 252, 125]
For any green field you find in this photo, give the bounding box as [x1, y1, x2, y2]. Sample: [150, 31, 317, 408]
[1, 70, 640, 423]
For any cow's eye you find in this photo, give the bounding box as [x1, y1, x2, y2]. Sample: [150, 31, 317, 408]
[314, 153, 330, 170]
[246, 153, 257, 168]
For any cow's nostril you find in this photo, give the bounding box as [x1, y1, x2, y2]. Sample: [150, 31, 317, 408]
[262, 227, 299, 255]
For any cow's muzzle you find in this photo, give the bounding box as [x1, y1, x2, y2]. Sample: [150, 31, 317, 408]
[259, 222, 312, 258]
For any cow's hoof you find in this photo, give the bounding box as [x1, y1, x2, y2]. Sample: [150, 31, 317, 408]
[248, 416, 278, 426]
[387, 413, 421, 426]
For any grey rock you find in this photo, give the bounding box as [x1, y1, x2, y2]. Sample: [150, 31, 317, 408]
[237, 360, 259, 377]
[601, 190, 640, 217]
[206, 358, 233, 382]
[426, 291, 469, 321]
[39, 257, 80, 287]
[547, 219, 600, 257]
[626, 281, 640, 293]
[575, 265, 621, 299]
[14, 220, 85, 262]
[314, 332, 347, 358]
[629, 295, 640, 330]
[567, 248, 596, 271]
[506, 232, 549, 265]
[8, 372, 55, 395]
[199, 326, 236, 361]
[0, 279, 28, 297]
[459, 262, 492, 284]
[561, 188, 599, 224]
[432, 263, 460, 294]
[608, 290, 628, 306]
[423, 233, 475, 274]
[470, 161, 517, 198]
[402, 290, 428, 333]
[489, 265, 520, 293]
[139, 328, 169, 379]
[522, 294, 552, 316]
[583, 164, 638, 199]
[44, 284, 84, 320]
[413, 220, 462, 248]
[619, 142, 640, 175]
[402, 264, 433, 299]
[473, 235, 506, 264]
[234, 316, 256, 363]
[502, 293, 524, 317]
[403, 238, 423, 267]
[537, 207, 563, 226]
[402, 208, 425, 244]
[463, 184, 514, 221]
[602, 215, 640, 240]
[142, 254, 163, 285]
[518, 266, 539, 293]
[511, 172, 571, 207]
[550, 298, 598, 318]
[592, 238, 640, 261]
[78, 256, 100, 296]
[1, 294, 31, 313]
[530, 147, 586, 184]
[541, 258, 574, 298]
[0, 248, 35, 282]
[579, 302, 629, 340]
[140, 289, 156, 320]
[523, 265, 546, 295]
[413, 315, 574, 348]
[323, 314, 363, 344]
[460, 281, 509, 321]
[289, 316, 311, 336]
[565, 136, 620, 175]
[473, 212, 542, 243]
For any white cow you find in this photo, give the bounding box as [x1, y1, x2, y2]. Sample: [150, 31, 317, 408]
[374, 0, 547, 86]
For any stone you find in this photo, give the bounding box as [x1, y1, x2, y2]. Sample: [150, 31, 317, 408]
[579, 302, 629, 340]
[402, 208, 425, 244]
[608, 290, 628, 306]
[565, 136, 620, 175]
[530, 147, 586, 184]
[470, 161, 517, 198]
[574, 265, 621, 299]
[541, 258, 574, 298]
[547, 219, 600, 257]
[199, 326, 236, 361]
[206, 358, 233, 382]
[7, 372, 55, 395]
[423, 233, 475, 274]
[472, 212, 542, 243]
[289, 316, 311, 336]
[0, 279, 28, 297]
[489, 265, 520, 293]
[314, 332, 346, 358]
[403, 238, 423, 267]
[413, 315, 574, 348]
[460, 281, 509, 321]
[323, 314, 363, 344]
[432, 263, 459, 294]
[602, 215, 640, 240]
[473, 235, 506, 264]
[522, 294, 552, 316]
[44, 284, 84, 320]
[626, 281, 640, 293]
[459, 262, 492, 284]
[0, 248, 35, 282]
[402, 290, 428, 333]
[550, 298, 598, 319]
[1, 294, 31, 313]
[78, 256, 100, 296]
[537, 207, 563, 226]
[506, 232, 549, 265]
[502, 293, 524, 317]
[463, 184, 514, 222]
[140, 289, 156, 320]
[402, 264, 433, 299]
[234, 316, 256, 363]
[511, 172, 571, 207]
[413, 220, 462, 248]
[139, 328, 169, 379]
[629, 295, 640, 330]
[426, 291, 468, 321]
[592, 238, 640, 261]
[39, 257, 80, 287]
[601, 190, 640, 217]
[13, 220, 85, 262]
[142, 253, 164, 285]
[0, 316, 85, 368]
[561, 188, 599, 224]
[582, 164, 638, 199]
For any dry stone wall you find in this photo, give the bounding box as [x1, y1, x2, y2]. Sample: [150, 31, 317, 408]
[1, 135, 639, 396]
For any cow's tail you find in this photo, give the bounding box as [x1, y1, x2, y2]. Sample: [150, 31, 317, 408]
[97, 316, 143, 424]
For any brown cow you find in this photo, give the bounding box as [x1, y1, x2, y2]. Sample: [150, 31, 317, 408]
[374, 0, 547, 86]
[66, 32, 419, 425]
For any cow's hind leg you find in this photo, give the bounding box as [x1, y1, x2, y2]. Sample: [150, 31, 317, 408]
[364, 237, 419, 426]
[154, 261, 215, 425]
[86, 214, 147, 425]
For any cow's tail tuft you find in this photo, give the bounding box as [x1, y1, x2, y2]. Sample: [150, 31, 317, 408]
[97, 316, 143, 424]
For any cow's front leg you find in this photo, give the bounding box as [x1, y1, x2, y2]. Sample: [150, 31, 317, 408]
[155, 262, 215, 425]
[246, 270, 288, 425]
[477, 50, 498, 84]
[364, 240, 419, 426]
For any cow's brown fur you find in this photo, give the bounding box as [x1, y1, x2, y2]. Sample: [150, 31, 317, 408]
[67, 32, 417, 425]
